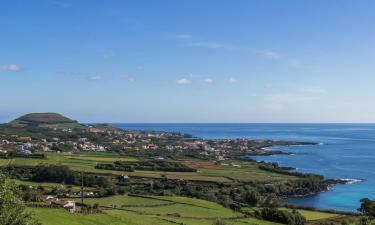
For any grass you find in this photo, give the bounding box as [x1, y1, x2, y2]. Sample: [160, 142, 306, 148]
[88, 195, 242, 218]
[0, 158, 8, 166]
[70, 194, 242, 218]
[28, 205, 344, 225]
[28, 208, 126, 225]
[73, 195, 171, 207]
[1, 153, 233, 182]
[13, 179, 96, 192]
[243, 207, 341, 222]
[196, 163, 295, 182]
[2, 152, 296, 183]
[29, 195, 283, 225]
[292, 209, 339, 221]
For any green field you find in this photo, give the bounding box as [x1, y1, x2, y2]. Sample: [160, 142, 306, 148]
[29, 195, 283, 225]
[199, 166, 294, 182]
[13, 179, 96, 192]
[293, 209, 339, 221]
[73, 195, 172, 207]
[0, 152, 296, 183]
[2, 152, 324, 225]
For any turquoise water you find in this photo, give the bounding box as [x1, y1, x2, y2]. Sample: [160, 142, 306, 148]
[114, 123, 375, 212]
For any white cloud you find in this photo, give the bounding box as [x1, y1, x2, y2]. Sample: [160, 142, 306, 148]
[0, 64, 22, 72]
[174, 34, 192, 39]
[257, 50, 281, 60]
[126, 76, 135, 82]
[302, 87, 326, 94]
[172, 35, 309, 70]
[176, 78, 191, 85]
[229, 77, 237, 83]
[263, 93, 320, 111]
[102, 49, 114, 59]
[203, 78, 214, 84]
[188, 73, 202, 78]
[87, 75, 103, 81]
[190, 42, 240, 50]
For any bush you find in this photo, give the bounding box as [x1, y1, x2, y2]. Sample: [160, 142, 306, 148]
[0, 173, 40, 225]
[359, 198, 375, 218]
[96, 160, 197, 172]
[213, 218, 226, 225]
[245, 189, 260, 206]
[260, 208, 306, 225]
[30, 165, 112, 188]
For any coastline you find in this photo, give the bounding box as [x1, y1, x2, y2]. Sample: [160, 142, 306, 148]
[245, 143, 363, 201]
[114, 123, 375, 212]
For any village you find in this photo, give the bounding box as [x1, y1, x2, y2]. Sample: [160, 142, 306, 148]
[0, 123, 300, 163]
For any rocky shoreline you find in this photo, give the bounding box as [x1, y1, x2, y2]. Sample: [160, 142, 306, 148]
[241, 142, 363, 198]
[284, 178, 362, 198]
[236, 141, 318, 157]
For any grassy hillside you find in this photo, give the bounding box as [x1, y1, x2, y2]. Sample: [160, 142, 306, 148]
[8, 113, 80, 128]
[28, 195, 282, 225]
[0, 152, 296, 182]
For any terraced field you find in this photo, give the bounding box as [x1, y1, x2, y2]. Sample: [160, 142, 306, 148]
[0, 152, 296, 183]
[4, 152, 323, 224]
[29, 195, 282, 225]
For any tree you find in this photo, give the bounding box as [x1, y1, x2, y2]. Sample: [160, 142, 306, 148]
[0, 173, 40, 225]
[359, 198, 375, 218]
[260, 208, 306, 225]
[262, 193, 281, 208]
[245, 189, 260, 206]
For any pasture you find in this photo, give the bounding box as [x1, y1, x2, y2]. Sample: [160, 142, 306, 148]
[0, 152, 296, 183]
[29, 195, 283, 225]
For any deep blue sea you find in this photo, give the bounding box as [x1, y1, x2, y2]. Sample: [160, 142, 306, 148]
[114, 123, 375, 212]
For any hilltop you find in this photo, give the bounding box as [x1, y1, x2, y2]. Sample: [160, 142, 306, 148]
[8, 113, 81, 128]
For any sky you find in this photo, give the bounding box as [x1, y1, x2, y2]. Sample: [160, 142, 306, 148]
[1, 0, 375, 123]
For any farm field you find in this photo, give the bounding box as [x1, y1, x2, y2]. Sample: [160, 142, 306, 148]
[293, 209, 340, 221]
[13, 179, 96, 192]
[29, 195, 283, 225]
[0, 152, 296, 183]
[3, 151, 334, 225]
[184, 160, 296, 182]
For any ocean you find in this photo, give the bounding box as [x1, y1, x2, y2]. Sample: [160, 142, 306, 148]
[114, 123, 375, 212]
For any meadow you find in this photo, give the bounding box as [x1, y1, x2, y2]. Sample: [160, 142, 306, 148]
[29, 195, 283, 225]
[28, 194, 347, 225]
[3, 152, 351, 225]
[1, 152, 297, 183]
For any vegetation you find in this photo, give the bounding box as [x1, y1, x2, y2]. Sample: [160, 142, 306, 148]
[359, 198, 375, 218]
[0, 173, 40, 225]
[29, 195, 283, 225]
[9, 113, 77, 127]
[30, 165, 112, 188]
[256, 208, 306, 225]
[0, 113, 363, 225]
[96, 160, 197, 172]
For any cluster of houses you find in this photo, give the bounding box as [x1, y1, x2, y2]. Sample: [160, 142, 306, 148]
[41, 189, 99, 213]
[0, 134, 106, 154]
[44, 195, 77, 213]
[1, 125, 270, 162]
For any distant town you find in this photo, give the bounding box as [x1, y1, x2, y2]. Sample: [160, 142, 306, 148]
[0, 113, 308, 162]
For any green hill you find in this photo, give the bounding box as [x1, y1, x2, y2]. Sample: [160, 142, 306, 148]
[9, 113, 81, 128]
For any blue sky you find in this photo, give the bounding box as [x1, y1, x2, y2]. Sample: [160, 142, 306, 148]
[1, 0, 375, 123]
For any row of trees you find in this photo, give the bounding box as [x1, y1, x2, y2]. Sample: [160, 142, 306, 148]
[256, 208, 306, 225]
[96, 160, 197, 172]
[31, 165, 111, 188]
